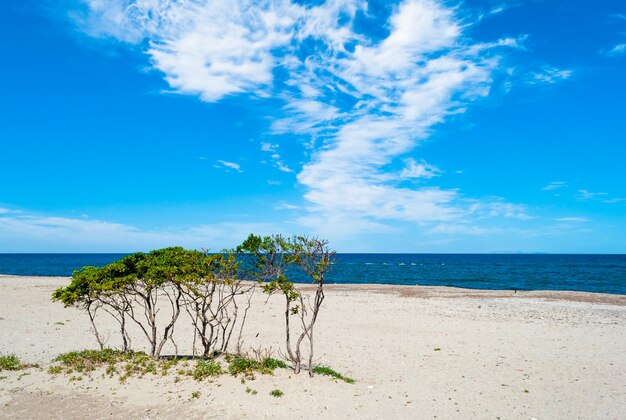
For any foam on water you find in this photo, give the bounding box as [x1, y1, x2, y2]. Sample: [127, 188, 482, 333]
[0, 253, 625, 295]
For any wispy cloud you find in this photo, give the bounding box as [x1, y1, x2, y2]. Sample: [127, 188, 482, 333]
[602, 197, 626, 204]
[399, 159, 442, 179]
[274, 202, 300, 210]
[260, 142, 292, 173]
[427, 223, 500, 235]
[0, 208, 280, 252]
[72, 0, 535, 234]
[215, 160, 242, 173]
[528, 66, 573, 84]
[576, 189, 608, 201]
[542, 181, 566, 191]
[555, 217, 590, 223]
[486, 2, 522, 17]
[604, 43, 626, 56]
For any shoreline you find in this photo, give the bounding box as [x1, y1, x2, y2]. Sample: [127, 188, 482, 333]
[2, 273, 625, 306]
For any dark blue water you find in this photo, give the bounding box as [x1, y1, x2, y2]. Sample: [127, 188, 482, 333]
[0, 253, 625, 295]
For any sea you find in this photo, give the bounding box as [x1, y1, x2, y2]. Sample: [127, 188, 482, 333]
[0, 253, 625, 295]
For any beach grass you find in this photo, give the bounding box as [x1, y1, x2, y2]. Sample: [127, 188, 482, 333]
[0, 354, 23, 371]
[47, 349, 295, 383]
[227, 356, 288, 377]
[312, 366, 355, 384]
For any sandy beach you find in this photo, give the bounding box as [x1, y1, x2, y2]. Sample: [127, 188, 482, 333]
[1, 275, 625, 419]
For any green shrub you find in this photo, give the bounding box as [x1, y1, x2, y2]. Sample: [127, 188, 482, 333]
[48, 365, 64, 374]
[312, 366, 355, 384]
[263, 358, 288, 370]
[192, 360, 222, 380]
[270, 389, 284, 398]
[0, 354, 23, 371]
[53, 349, 130, 372]
[228, 356, 287, 376]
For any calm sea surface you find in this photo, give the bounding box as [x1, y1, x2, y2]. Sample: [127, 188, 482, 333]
[1, 253, 625, 295]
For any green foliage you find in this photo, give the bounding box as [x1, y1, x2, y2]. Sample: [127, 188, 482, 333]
[312, 366, 355, 384]
[51, 247, 213, 307]
[0, 354, 23, 371]
[50, 348, 175, 379]
[51, 247, 233, 357]
[54, 248, 210, 299]
[191, 391, 201, 399]
[51, 266, 100, 307]
[47, 349, 292, 385]
[263, 358, 288, 370]
[53, 349, 131, 372]
[270, 389, 284, 398]
[228, 357, 262, 376]
[227, 356, 287, 376]
[48, 365, 63, 374]
[245, 387, 257, 395]
[236, 233, 335, 302]
[192, 360, 223, 380]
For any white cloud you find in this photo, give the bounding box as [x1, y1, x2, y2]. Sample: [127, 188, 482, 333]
[574, 190, 625, 204]
[542, 181, 566, 191]
[427, 223, 500, 235]
[555, 217, 590, 223]
[74, 0, 529, 235]
[260, 142, 278, 153]
[528, 66, 572, 84]
[576, 189, 608, 201]
[400, 159, 442, 179]
[487, 2, 521, 16]
[602, 198, 626, 204]
[260, 142, 293, 173]
[605, 43, 626, 56]
[274, 202, 300, 210]
[0, 209, 281, 252]
[468, 200, 532, 220]
[216, 160, 242, 172]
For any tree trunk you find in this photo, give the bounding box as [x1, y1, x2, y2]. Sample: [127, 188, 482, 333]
[87, 303, 104, 351]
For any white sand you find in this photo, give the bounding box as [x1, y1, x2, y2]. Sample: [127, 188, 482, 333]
[1, 275, 625, 419]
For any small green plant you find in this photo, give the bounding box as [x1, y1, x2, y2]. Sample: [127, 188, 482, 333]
[245, 386, 258, 395]
[0, 354, 23, 371]
[312, 366, 355, 384]
[434, 348, 441, 351]
[0, 375, 7, 380]
[48, 365, 64, 374]
[105, 365, 117, 377]
[263, 358, 288, 370]
[53, 349, 128, 372]
[191, 391, 201, 399]
[50, 349, 184, 382]
[270, 389, 284, 398]
[160, 358, 179, 376]
[192, 360, 223, 380]
[48, 349, 289, 384]
[228, 356, 287, 377]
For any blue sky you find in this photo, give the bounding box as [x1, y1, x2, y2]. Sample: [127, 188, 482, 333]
[0, 0, 625, 253]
